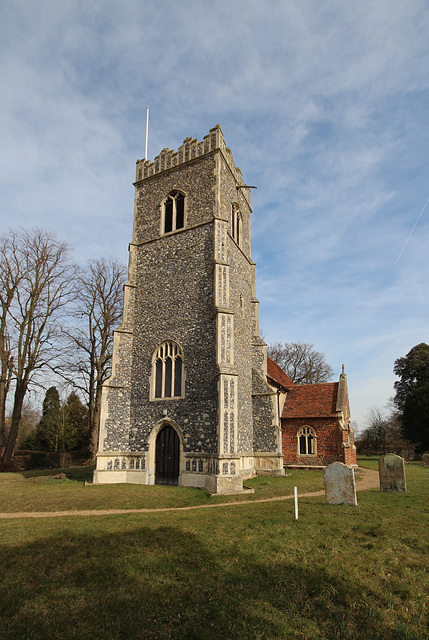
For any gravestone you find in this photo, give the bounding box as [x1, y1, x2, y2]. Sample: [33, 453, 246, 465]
[379, 454, 407, 492]
[58, 452, 71, 468]
[324, 462, 357, 506]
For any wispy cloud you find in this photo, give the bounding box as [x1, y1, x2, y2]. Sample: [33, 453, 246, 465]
[1, 0, 428, 423]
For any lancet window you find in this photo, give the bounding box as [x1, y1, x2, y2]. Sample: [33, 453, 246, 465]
[231, 203, 242, 247]
[297, 426, 317, 456]
[163, 191, 185, 234]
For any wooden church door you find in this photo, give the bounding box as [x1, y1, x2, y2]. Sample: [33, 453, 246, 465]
[155, 425, 180, 485]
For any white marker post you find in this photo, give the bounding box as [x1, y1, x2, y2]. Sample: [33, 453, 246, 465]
[145, 106, 149, 160]
[294, 486, 298, 520]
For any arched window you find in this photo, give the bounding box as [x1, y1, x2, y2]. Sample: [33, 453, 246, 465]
[151, 341, 185, 399]
[231, 203, 242, 247]
[163, 191, 185, 234]
[297, 426, 317, 456]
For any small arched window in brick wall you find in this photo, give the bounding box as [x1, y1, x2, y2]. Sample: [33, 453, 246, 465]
[163, 191, 185, 234]
[231, 203, 242, 247]
[151, 341, 185, 400]
[297, 426, 317, 456]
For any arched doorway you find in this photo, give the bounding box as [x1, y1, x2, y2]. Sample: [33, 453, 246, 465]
[155, 424, 180, 485]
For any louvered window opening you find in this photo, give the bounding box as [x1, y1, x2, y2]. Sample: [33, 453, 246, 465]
[164, 191, 185, 234]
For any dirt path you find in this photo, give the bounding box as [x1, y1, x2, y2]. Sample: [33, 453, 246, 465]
[0, 467, 379, 520]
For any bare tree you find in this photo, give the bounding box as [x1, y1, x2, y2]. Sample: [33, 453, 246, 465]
[0, 229, 76, 465]
[355, 406, 411, 455]
[63, 259, 126, 456]
[364, 406, 390, 454]
[267, 341, 334, 384]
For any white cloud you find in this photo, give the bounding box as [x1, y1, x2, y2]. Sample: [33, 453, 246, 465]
[1, 0, 429, 421]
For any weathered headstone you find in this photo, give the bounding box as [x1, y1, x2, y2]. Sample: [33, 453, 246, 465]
[379, 454, 407, 492]
[58, 452, 71, 468]
[324, 462, 357, 506]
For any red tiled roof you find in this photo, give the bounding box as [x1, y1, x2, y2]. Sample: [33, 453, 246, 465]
[282, 382, 339, 418]
[267, 356, 295, 390]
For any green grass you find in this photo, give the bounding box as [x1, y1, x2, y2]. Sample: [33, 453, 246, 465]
[355, 455, 381, 471]
[0, 461, 427, 639]
[0, 465, 325, 513]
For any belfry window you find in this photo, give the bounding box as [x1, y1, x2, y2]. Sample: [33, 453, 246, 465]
[152, 341, 185, 399]
[231, 203, 242, 247]
[163, 191, 185, 234]
[297, 426, 317, 456]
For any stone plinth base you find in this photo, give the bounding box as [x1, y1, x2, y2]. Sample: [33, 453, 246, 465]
[93, 452, 283, 493]
[93, 469, 149, 485]
[182, 472, 252, 495]
[253, 453, 285, 475]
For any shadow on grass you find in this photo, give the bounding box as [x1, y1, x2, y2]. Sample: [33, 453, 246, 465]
[0, 522, 413, 640]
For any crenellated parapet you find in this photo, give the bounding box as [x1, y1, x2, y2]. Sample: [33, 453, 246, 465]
[135, 124, 245, 187]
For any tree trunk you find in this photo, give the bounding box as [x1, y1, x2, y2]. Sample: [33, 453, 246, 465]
[0, 341, 11, 446]
[1, 381, 26, 465]
[89, 384, 103, 458]
[0, 377, 7, 446]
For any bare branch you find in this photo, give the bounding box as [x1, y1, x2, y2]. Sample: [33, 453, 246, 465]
[267, 341, 334, 384]
[60, 258, 126, 456]
[1, 229, 76, 465]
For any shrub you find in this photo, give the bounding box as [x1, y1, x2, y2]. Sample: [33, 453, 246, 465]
[25, 453, 59, 470]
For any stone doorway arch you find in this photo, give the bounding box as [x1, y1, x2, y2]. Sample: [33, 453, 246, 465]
[155, 423, 180, 486]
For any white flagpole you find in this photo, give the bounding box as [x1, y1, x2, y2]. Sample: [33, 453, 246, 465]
[145, 106, 149, 160]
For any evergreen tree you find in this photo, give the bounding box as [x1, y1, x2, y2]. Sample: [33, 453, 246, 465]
[62, 391, 89, 450]
[394, 343, 429, 452]
[35, 388, 89, 451]
[36, 387, 62, 451]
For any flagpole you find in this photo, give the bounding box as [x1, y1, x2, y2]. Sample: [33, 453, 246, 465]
[145, 106, 149, 160]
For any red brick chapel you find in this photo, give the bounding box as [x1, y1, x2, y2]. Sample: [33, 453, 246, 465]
[267, 357, 357, 468]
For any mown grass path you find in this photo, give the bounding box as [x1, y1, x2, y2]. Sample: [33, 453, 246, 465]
[0, 467, 378, 519]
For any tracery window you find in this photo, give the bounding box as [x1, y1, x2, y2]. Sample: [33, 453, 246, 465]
[297, 426, 317, 456]
[151, 341, 185, 400]
[163, 191, 185, 234]
[231, 203, 242, 247]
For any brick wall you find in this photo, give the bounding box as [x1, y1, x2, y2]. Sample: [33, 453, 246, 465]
[282, 417, 350, 467]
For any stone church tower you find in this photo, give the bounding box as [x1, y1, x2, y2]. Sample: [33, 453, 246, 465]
[93, 125, 283, 493]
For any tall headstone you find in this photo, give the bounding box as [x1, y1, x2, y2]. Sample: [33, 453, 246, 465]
[379, 454, 407, 492]
[324, 462, 357, 506]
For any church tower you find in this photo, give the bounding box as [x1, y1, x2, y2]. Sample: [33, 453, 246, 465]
[93, 125, 283, 493]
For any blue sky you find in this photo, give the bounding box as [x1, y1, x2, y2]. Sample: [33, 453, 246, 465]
[1, 1, 428, 428]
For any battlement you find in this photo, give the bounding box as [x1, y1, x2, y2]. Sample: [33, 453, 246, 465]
[135, 125, 244, 186]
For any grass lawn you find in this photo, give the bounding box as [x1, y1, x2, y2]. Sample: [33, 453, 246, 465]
[0, 465, 326, 513]
[0, 459, 427, 639]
